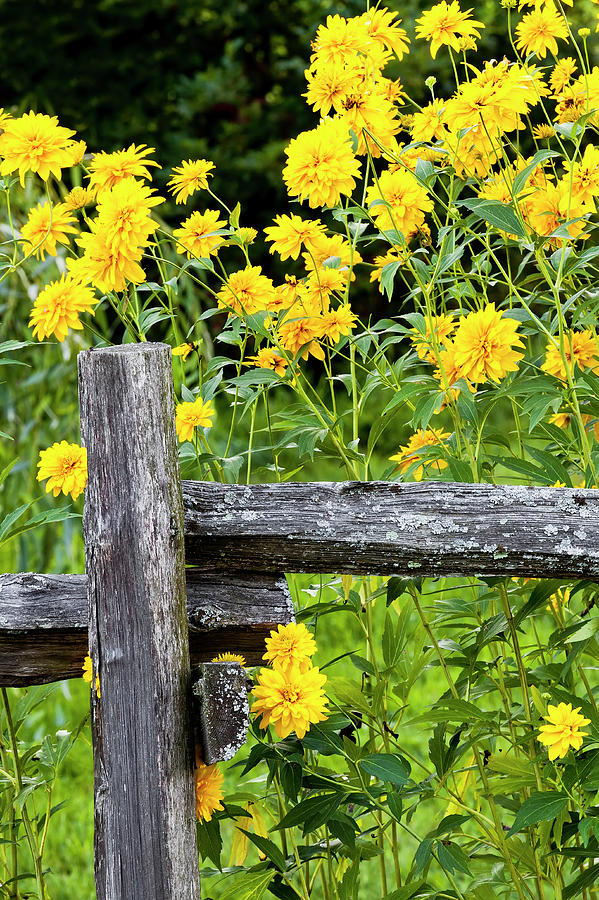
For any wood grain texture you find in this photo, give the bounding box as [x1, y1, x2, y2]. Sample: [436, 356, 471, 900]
[193, 662, 249, 765]
[79, 344, 201, 900]
[182, 480, 599, 579]
[0, 571, 293, 686]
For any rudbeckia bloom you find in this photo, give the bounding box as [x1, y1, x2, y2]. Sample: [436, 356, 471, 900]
[21, 201, 77, 260]
[0, 111, 75, 185]
[29, 275, 96, 342]
[452, 304, 525, 383]
[247, 348, 288, 376]
[411, 314, 456, 363]
[37, 441, 88, 501]
[87, 144, 159, 195]
[365, 167, 433, 239]
[515, 2, 568, 60]
[320, 305, 358, 344]
[195, 761, 224, 822]
[216, 266, 276, 317]
[390, 429, 451, 480]
[173, 209, 227, 259]
[251, 663, 328, 739]
[538, 702, 590, 760]
[264, 214, 326, 260]
[175, 397, 215, 442]
[415, 1, 484, 59]
[541, 330, 599, 380]
[262, 623, 317, 673]
[168, 158, 215, 204]
[282, 117, 361, 209]
[82, 654, 100, 697]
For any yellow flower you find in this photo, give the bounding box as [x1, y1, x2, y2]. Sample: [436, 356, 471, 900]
[262, 622, 317, 673]
[303, 61, 362, 116]
[85, 177, 162, 265]
[415, 1, 484, 59]
[358, 6, 410, 58]
[264, 214, 326, 260]
[532, 124, 555, 140]
[37, 441, 88, 501]
[524, 179, 589, 244]
[365, 167, 433, 239]
[172, 342, 199, 361]
[278, 315, 325, 361]
[195, 761, 224, 822]
[0, 108, 13, 131]
[337, 90, 401, 158]
[564, 145, 599, 205]
[0, 111, 75, 185]
[550, 57, 577, 93]
[390, 428, 451, 481]
[87, 144, 159, 195]
[283, 117, 361, 209]
[167, 158, 215, 204]
[411, 99, 447, 142]
[21, 201, 77, 260]
[70, 225, 146, 293]
[251, 663, 328, 739]
[173, 209, 227, 259]
[175, 397, 215, 442]
[320, 305, 358, 344]
[247, 348, 288, 376]
[411, 314, 455, 362]
[542, 330, 599, 380]
[211, 652, 247, 666]
[29, 275, 96, 342]
[82, 654, 100, 697]
[538, 702, 590, 760]
[310, 14, 370, 67]
[216, 266, 276, 317]
[452, 304, 525, 383]
[63, 186, 95, 210]
[64, 139, 87, 167]
[515, 2, 568, 60]
[302, 270, 341, 313]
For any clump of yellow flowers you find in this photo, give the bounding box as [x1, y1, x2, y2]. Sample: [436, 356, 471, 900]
[251, 622, 329, 740]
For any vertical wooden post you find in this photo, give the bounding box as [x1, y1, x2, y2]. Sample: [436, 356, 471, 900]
[78, 344, 201, 900]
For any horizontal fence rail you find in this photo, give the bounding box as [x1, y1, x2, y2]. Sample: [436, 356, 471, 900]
[183, 480, 599, 579]
[0, 571, 293, 686]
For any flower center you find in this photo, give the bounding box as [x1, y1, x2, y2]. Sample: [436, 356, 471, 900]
[282, 686, 300, 703]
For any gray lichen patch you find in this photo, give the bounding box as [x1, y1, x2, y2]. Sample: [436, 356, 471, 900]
[193, 662, 249, 764]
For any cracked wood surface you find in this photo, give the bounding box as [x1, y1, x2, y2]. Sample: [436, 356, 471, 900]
[0, 571, 293, 686]
[79, 344, 201, 900]
[182, 480, 599, 579]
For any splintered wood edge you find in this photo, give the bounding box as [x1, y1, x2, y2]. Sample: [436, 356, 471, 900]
[0, 571, 293, 686]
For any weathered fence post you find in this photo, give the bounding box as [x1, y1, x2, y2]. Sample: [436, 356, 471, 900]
[78, 344, 201, 900]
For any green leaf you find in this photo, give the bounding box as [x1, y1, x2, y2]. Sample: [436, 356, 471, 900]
[380, 260, 403, 301]
[359, 753, 410, 786]
[274, 793, 342, 834]
[197, 817, 222, 868]
[457, 198, 527, 239]
[506, 791, 569, 837]
[226, 870, 274, 900]
[238, 830, 285, 871]
[436, 840, 471, 875]
[382, 881, 427, 900]
[511, 150, 559, 196]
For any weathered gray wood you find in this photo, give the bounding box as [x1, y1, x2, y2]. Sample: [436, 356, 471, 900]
[79, 344, 201, 900]
[183, 481, 599, 579]
[0, 571, 293, 686]
[193, 662, 249, 765]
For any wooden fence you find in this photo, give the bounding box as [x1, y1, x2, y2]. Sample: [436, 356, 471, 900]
[1, 342, 598, 899]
